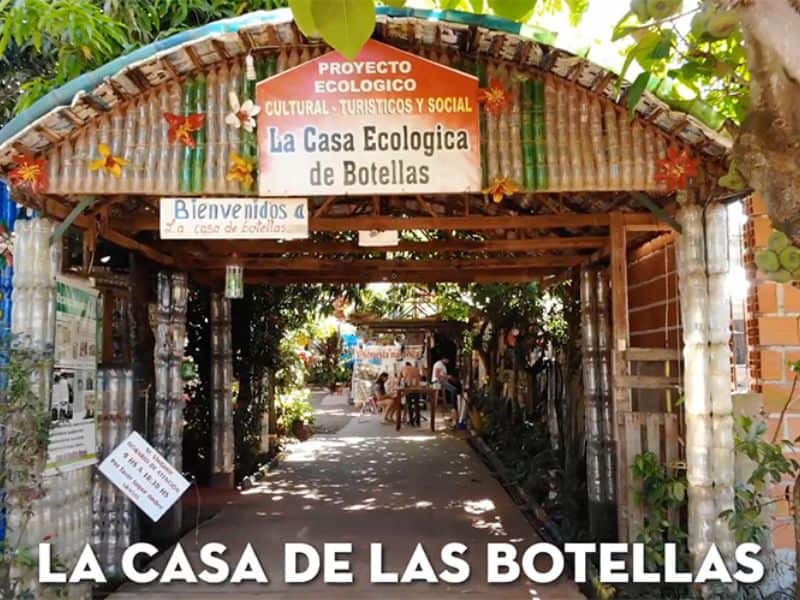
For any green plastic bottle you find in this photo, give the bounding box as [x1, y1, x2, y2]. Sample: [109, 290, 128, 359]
[180, 77, 197, 193]
[191, 73, 208, 194]
[531, 80, 548, 190]
[520, 79, 536, 190]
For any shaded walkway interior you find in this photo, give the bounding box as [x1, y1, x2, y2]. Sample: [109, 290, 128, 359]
[111, 398, 582, 598]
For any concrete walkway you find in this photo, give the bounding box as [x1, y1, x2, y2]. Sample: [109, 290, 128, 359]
[111, 396, 583, 599]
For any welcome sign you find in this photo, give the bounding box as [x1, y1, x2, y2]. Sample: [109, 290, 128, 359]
[256, 40, 481, 196]
[159, 197, 308, 239]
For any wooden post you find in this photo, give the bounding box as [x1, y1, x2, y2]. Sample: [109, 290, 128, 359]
[609, 212, 629, 541]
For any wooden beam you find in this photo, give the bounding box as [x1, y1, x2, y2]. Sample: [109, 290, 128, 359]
[193, 255, 585, 271]
[310, 213, 611, 232]
[609, 212, 631, 542]
[159, 236, 607, 257]
[616, 375, 680, 389]
[624, 347, 680, 362]
[237, 268, 556, 285]
[43, 198, 175, 266]
[122, 210, 666, 235]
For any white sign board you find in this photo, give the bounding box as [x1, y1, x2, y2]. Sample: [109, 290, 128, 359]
[358, 230, 399, 247]
[44, 420, 97, 475]
[98, 432, 190, 522]
[159, 197, 309, 240]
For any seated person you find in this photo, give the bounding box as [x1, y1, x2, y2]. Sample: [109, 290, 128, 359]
[432, 357, 460, 405]
[371, 373, 395, 420]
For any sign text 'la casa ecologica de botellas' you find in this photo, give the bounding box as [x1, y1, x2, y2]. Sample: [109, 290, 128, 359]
[256, 39, 481, 196]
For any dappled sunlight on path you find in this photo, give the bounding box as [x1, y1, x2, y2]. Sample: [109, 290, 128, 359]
[111, 407, 583, 598]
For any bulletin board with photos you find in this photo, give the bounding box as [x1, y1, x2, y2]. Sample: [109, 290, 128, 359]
[46, 276, 101, 474]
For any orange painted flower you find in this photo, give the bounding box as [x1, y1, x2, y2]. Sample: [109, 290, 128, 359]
[90, 144, 129, 177]
[226, 153, 255, 189]
[478, 77, 511, 116]
[8, 154, 48, 193]
[655, 145, 700, 190]
[483, 176, 520, 204]
[164, 112, 205, 148]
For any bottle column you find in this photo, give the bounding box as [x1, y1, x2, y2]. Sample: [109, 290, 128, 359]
[210, 293, 234, 488]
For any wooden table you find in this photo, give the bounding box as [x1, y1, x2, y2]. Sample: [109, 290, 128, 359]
[393, 386, 441, 432]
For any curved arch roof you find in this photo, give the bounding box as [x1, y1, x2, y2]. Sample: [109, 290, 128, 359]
[0, 6, 730, 170]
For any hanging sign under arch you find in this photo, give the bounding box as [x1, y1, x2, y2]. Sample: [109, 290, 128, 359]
[256, 39, 481, 197]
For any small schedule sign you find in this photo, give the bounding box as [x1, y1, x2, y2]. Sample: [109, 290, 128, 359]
[98, 432, 190, 522]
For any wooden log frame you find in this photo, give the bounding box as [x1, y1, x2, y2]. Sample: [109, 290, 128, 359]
[24, 185, 679, 286]
[607, 213, 688, 543]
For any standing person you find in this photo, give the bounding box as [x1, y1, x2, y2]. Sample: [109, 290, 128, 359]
[401, 361, 422, 427]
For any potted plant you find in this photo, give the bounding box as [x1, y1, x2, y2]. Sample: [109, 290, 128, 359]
[276, 388, 315, 441]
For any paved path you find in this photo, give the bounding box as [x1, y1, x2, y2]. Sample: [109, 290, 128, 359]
[111, 400, 583, 599]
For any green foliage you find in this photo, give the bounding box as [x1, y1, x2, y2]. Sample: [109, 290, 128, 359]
[0, 0, 127, 117]
[721, 415, 800, 545]
[311, 0, 375, 60]
[614, 0, 748, 125]
[631, 451, 689, 571]
[306, 330, 346, 391]
[276, 387, 315, 435]
[232, 284, 347, 474]
[0, 346, 58, 599]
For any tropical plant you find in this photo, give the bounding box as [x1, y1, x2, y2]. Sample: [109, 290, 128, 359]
[0, 346, 58, 599]
[276, 387, 315, 436]
[631, 451, 689, 569]
[721, 414, 799, 545]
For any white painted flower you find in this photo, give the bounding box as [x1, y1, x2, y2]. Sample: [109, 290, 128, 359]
[225, 91, 261, 132]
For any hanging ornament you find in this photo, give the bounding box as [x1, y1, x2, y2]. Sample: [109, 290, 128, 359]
[225, 264, 244, 299]
[483, 176, 520, 204]
[224, 92, 261, 133]
[478, 77, 511, 116]
[164, 112, 206, 148]
[8, 154, 48, 193]
[654, 145, 700, 190]
[226, 153, 256, 189]
[89, 143, 129, 177]
[0, 222, 13, 268]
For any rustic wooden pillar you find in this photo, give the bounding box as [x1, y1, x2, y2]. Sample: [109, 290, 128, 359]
[210, 292, 235, 488]
[609, 212, 629, 542]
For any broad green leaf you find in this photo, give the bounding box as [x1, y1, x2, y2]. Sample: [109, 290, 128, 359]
[311, 0, 376, 60]
[290, 0, 318, 37]
[626, 72, 650, 116]
[612, 12, 639, 42]
[618, 29, 663, 84]
[468, 0, 485, 11]
[488, 0, 538, 21]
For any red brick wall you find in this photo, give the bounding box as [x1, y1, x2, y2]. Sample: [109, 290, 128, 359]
[627, 233, 681, 348]
[744, 193, 800, 549]
[626, 233, 681, 412]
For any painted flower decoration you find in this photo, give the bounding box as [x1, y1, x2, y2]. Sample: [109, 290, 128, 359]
[655, 145, 700, 190]
[483, 176, 520, 204]
[226, 153, 256, 189]
[478, 77, 511, 116]
[90, 144, 129, 177]
[9, 154, 48, 193]
[224, 92, 261, 133]
[164, 112, 206, 148]
[0, 223, 13, 268]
